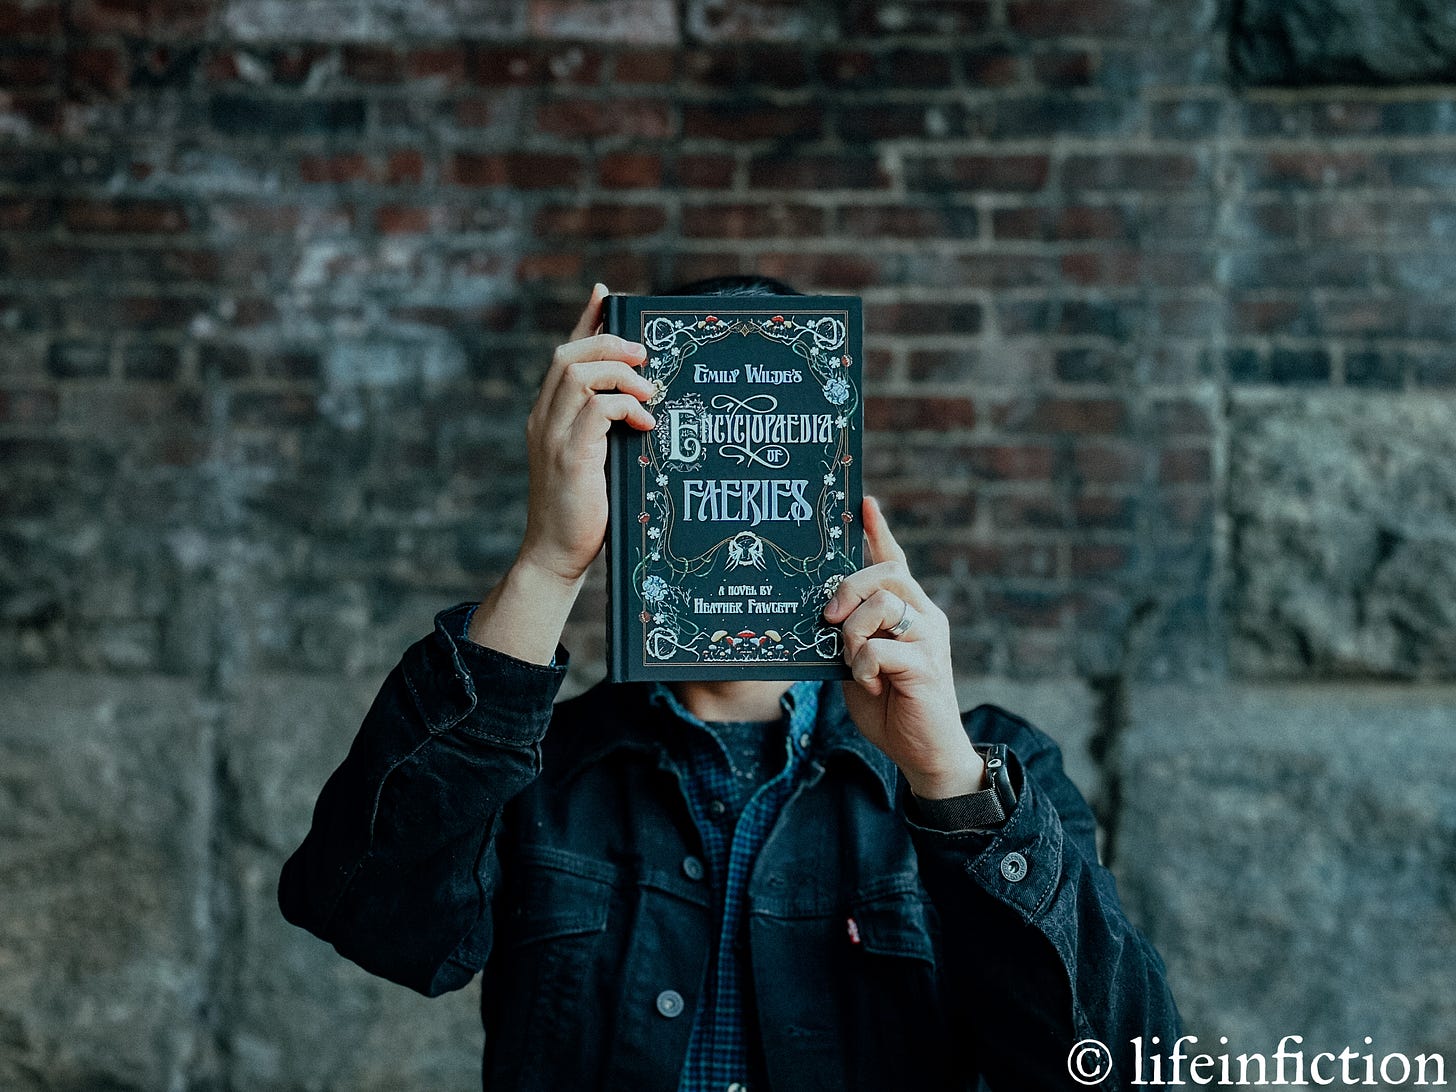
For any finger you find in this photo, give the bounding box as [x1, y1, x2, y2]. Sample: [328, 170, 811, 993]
[538, 332, 649, 415]
[565, 392, 656, 447]
[840, 588, 921, 663]
[823, 559, 928, 624]
[846, 636, 923, 698]
[568, 282, 608, 342]
[545, 360, 657, 435]
[864, 494, 907, 566]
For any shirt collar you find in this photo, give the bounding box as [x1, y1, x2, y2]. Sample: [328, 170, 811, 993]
[642, 677, 900, 808]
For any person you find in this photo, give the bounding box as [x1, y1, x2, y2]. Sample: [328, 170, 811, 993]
[278, 274, 1182, 1091]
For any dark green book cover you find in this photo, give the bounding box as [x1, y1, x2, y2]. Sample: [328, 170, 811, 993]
[603, 294, 863, 681]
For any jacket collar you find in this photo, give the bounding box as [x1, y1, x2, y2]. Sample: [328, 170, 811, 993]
[562, 677, 900, 810]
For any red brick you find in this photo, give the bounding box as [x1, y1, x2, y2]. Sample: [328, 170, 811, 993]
[0, 2, 61, 35]
[838, 203, 977, 238]
[1033, 48, 1096, 86]
[905, 154, 1050, 192]
[448, 152, 584, 188]
[1159, 446, 1211, 484]
[682, 102, 824, 141]
[673, 154, 735, 188]
[869, 301, 984, 335]
[598, 152, 663, 189]
[961, 443, 1054, 481]
[0, 197, 54, 230]
[993, 204, 1129, 240]
[1064, 153, 1202, 191]
[342, 45, 403, 83]
[1007, 0, 1142, 36]
[984, 588, 1070, 627]
[866, 396, 977, 431]
[534, 203, 666, 238]
[298, 153, 371, 184]
[997, 397, 1127, 435]
[962, 46, 1021, 86]
[1151, 398, 1212, 436]
[612, 48, 676, 84]
[0, 387, 59, 425]
[516, 253, 585, 281]
[386, 150, 424, 184]
[877, 487, 977, 530]
[1071, 544, 1131, 577]
[1074, 444, 1143, 483]
[681, 202, 823, 239]
[747, 155, 890, 190]
[1073, 493, 1135, 531]
[67, 46, 127, 96]
[469, 46, 602, 86]
[535, 97, 671, 139]
[0, 48, 55, 87]
[845, 0, 991, 35]
[406, 47, 467, 83]
[755, 252, 884, 291]
[64, 199, 189, 235]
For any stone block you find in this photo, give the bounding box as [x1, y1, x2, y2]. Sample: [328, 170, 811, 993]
[1229, 393, 1456, 679]
[1119, 684, 1456, 1054]
[1234, 0, 1456, 85]
[0, 673, 213, 1091]
[220, 670, 482, 1090]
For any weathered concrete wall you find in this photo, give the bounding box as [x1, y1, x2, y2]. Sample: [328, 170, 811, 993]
[4, 0, 1456, 1087]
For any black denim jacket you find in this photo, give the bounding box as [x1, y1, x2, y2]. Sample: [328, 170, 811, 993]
[278, 601, 1182, 1091]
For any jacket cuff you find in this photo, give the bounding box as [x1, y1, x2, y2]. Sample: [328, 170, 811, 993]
[421, 600, 569, 746]
[901, 746, 1065, 924]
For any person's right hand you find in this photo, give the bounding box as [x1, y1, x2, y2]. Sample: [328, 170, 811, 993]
[515, 282, 656, 586]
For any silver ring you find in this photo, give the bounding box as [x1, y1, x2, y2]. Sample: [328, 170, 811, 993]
[885, 599, 916, 638]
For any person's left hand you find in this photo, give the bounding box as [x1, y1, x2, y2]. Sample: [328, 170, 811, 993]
[824, 496, 986, 800]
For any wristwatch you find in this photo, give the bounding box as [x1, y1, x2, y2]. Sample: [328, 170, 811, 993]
[910, 743, 1018, 832]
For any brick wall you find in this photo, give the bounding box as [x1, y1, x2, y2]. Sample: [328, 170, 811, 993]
[4, 1, 1456, 1088]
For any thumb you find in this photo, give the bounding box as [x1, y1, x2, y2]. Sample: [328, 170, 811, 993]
[863, 495, 907, 566]
[570, 282, 608, 341]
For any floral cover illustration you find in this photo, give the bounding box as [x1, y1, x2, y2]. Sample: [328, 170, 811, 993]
[626, 306, 861, 667]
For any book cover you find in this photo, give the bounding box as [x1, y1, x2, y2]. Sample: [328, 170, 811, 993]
[603, 293, 863, 681]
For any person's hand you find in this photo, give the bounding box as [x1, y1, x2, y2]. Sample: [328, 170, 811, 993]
[824, 496, 986, 799]
[515, 282, 656, 586]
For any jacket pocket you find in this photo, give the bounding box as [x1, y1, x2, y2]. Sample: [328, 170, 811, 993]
[486, 846, 619, 1091]
[843, 891, 959, 1090]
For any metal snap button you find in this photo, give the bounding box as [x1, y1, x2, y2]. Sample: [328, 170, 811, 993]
[682, 855, 705, 881]
[1000, 851, 1028, 883]
[708, 799, 726, 817]
[656, 989, 685, 1018]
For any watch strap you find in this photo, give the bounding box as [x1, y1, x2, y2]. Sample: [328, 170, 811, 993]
[910, 743, 1016, 831]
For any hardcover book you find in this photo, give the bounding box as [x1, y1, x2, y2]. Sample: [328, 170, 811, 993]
[603, 293, 863, 681]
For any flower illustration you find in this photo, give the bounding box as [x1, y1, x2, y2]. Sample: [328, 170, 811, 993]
[823, 472, 836, 484]
[656, 473, 668, 486]
[647, 378, 667, 405]
[829, 526, 842, 539]
[834, 415, 848, 428]
[834, 490, 845, 500]
[823, 375, 850, 405]
[647, 526, 661, 539]
[642, 575, 670, 603]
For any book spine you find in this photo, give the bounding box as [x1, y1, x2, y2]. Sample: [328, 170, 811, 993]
[600, 294, 631, 683]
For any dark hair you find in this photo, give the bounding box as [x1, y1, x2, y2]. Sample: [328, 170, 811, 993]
[654, 273, 803, 297]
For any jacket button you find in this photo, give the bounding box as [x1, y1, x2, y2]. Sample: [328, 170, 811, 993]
[1000, 851, 1028, 883]
[682, 855, 705, 881]
[708, 799, 726, 817]
[656, 989, 685, 1018]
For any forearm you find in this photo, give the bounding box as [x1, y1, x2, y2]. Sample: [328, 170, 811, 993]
[279, 601, 569, 993]
[467, 557, 585, 666]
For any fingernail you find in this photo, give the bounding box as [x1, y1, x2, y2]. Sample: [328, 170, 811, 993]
[594, 281, 607, 294]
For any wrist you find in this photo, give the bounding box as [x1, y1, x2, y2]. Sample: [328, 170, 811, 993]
[903, 737, 987, 800]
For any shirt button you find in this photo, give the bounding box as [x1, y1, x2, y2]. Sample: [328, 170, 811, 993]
[797, 731, 811, 749]
[1000, 851, 1028, 883]
[728, 1084, 748, 1092]
[681, 855, 705, 881]
[656, 989, 685, 1018]
[708, 799, 726, 817]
